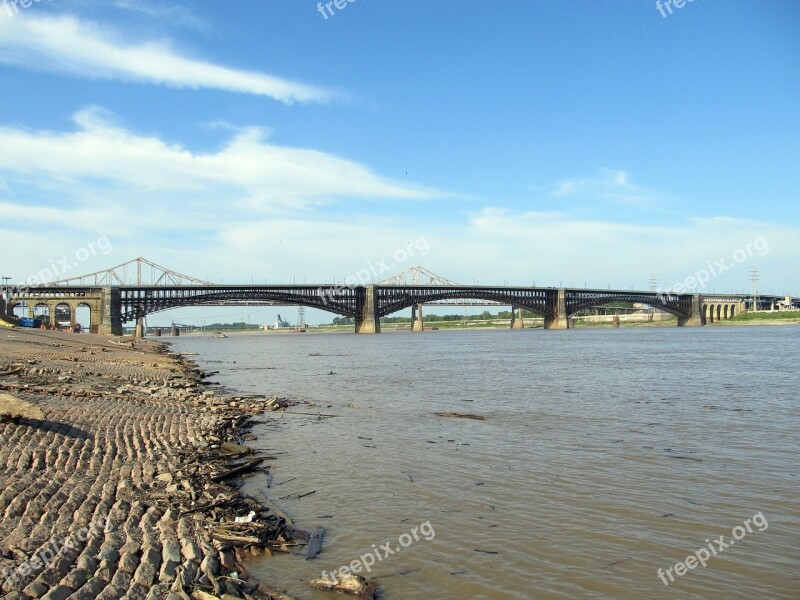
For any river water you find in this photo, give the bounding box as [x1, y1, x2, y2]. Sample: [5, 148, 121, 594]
[169, 327, 799, 599]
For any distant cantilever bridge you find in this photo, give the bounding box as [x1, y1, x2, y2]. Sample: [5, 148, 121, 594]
[2, 258, 795, 335]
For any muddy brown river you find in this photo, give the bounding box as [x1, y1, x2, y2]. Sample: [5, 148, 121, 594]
[170, 326, 800, 599]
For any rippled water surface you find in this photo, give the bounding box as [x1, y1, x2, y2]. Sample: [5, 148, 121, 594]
[170, 327, 800, 599]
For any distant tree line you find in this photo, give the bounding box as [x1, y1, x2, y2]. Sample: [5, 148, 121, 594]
[205, 322, 261, 331]
[328, 309, 570, 326]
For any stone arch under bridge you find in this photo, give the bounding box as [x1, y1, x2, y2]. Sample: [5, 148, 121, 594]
[702, 301, 743, 324]
[5, 288, 117, 334]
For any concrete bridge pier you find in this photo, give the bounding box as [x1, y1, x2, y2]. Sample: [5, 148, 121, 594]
[510, 306, 524, 329]
[98, 287, 123, 335]
[355, 285, 381, 334]
[134, 317, 145, 338]
[678, 294, 704, 326]
[411, 303, 424, 332]
[544, 289, 570, 330]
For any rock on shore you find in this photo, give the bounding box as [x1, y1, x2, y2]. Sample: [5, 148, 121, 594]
[0, 394, 45, 422]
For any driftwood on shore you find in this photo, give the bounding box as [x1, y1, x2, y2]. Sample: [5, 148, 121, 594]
[210, 457, 265, 482]
[286, 524, 325, 559]
[307, 573, 377, 599]
[252, 486, 295, 526]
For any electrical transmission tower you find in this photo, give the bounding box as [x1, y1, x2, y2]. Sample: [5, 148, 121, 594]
[297, 306, 306, 328]
[649, 276, 658, 292]
[750, 268, 760, 312]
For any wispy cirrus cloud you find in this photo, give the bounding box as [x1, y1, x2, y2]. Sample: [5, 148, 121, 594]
[110, 0, 210, 31]
[0, 13, 335, 104]
[550, 169, 663, 207]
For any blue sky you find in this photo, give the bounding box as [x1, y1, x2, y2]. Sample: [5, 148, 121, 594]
[1, 0, 798, 325]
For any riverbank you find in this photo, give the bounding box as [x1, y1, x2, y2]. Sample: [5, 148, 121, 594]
[0, 328, 301, 600]
[717, 310, 800, 326]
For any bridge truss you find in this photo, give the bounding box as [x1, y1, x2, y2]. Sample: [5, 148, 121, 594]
[378, 267, 503, 307]
[54, 257, 214, 287]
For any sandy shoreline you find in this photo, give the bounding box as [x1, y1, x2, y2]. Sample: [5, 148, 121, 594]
[0, 329, 299, 600]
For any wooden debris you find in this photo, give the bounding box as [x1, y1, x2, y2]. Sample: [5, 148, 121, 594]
[265, 395, 289, 411]
[435, 412, 487, 420]
[307, 573, 377, 599]
[286, 525, 325, 559]
[210, 457, 265, 482]
[251, 487, 294, 525]
[305, 527, 325, 560]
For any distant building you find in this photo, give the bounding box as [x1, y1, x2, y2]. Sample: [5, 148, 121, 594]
[273, 314, 291, 329]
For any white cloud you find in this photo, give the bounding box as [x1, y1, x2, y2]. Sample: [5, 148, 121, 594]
[110, 0, 210, 31]
[551, 169, 663, 206]
[461, 207, 800, 293]
[0, 13, 334, 104]
[3, 205, 798, 305]
[1, 113, 796, 298]
[0, 106, 437, 217]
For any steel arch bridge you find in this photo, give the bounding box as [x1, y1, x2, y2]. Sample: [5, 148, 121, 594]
[4, 257, 795, 334]
[116, 284, 696, 324]
[106, 284, 740, 333]
[117, 286, 361, 323]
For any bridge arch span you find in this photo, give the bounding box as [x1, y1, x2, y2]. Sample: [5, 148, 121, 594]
[119, 287, 360, 322]
[375, 287, 552, 318]
[566, 292, 691, 319]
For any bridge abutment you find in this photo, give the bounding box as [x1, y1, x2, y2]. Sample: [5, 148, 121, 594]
[355, 285, 381, 334]
[677, 294, 704, 327]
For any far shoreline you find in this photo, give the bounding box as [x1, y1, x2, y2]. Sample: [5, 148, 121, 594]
[154, 310, 800, 336]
